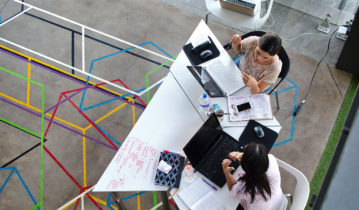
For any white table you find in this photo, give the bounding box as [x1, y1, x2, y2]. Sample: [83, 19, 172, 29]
[94, 72, 204, 192]
[205, 0, 274, 29]
[94, 20, 281, 209]
[169, 20, 280, 209]
[170, 20, 281, 129]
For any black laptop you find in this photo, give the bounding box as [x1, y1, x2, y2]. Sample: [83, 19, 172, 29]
[183, 114, 278, 187]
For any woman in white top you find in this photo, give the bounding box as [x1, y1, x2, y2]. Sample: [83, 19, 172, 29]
[232, 33, 283, 94]
[222, 143, 283, 210]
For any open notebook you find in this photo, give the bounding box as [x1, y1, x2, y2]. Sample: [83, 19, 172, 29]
[178, 178, 225, 210]
[227, 94, 273, 121]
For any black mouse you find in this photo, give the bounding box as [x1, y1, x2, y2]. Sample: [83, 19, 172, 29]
[200, 50, 212, 59]
[254, 126, 265, 138]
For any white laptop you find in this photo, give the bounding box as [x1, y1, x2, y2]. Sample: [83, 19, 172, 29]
[203, 58, 246, 96]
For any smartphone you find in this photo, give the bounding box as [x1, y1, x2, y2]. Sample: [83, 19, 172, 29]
[236, 102, 251, 112]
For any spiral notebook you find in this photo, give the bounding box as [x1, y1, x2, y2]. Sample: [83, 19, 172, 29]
[154, 152, 185, 188]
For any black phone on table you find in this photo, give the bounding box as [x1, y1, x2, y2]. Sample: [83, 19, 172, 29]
[236, 102, 251, 112]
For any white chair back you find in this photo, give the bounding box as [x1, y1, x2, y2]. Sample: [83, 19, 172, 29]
[276, 158, 310, 210]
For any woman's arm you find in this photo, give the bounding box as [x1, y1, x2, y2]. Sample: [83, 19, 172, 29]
[231, 34, 242, 52]
[241, 72, 270, 94]
[222, 159, 237, 190]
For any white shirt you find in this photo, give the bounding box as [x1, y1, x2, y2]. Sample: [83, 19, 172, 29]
[230, 154, 283, 210]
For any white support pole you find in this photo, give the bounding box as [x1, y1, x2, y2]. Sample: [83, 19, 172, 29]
[0, 7, 32, 28]
[57, 185, 95, 210]
[0, 37, 151, 96]
[82, 26, 85, 72]
[137, 77, 166, 96]
[12, 0, 174, 62]
[4, 0, 171, 96]
[81, 196, 84, 210]
[85, 26, 175, 62]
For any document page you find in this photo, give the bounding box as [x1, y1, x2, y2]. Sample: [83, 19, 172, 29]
[228, 94, 273, 121]
[191, 191, 225, 210]
[178, 178, 213, 208]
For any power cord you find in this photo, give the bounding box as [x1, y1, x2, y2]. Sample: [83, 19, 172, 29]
[257, 10, 275, 28]
[282, 32, 327, 42]
[293, 28, 338, 116]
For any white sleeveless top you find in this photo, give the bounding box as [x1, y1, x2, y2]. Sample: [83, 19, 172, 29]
[238, 36, 282, 84]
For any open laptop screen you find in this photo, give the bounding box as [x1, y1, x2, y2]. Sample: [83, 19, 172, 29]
[183, 114, 222, 168]
[187, 66, 225, 97]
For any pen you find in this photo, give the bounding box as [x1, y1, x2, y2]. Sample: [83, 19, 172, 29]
[201, 178, 217, 191]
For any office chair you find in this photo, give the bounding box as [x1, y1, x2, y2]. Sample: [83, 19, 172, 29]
[223, 31, 290, 111]
[276, 158, 310, 210]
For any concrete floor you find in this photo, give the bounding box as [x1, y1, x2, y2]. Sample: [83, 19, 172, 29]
[0, 0, 352, 209]
[161, 0, 357, 65]
[275, 0, 358, 25]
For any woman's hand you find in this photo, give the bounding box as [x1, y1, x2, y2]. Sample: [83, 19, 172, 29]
[229, 151, 243, 162]
[231, 34, 242, 51]
[222, 159, 237, 191]
[241, 71, 260, 93]
[222, 159, 235, 175]
[241, 71, 257, 87]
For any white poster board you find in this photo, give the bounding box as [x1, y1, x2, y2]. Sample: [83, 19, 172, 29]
[94, 136, 164, 191]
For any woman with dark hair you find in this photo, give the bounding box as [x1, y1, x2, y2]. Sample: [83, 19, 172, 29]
[222, 143, 283, 210]
[231, 33, 282, 94]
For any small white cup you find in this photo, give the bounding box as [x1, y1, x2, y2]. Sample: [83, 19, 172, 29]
[184, 164, 195, 182]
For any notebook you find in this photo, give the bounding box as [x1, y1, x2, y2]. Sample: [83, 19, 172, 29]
[154, 151, 185, 188]
[178, 178, 224, 210]
[227, 94, 273, 121]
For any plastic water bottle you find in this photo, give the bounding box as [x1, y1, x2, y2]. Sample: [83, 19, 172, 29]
[199, 93, 210, 112]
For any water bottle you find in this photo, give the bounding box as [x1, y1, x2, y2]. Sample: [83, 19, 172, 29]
[199, 93, 210, 112]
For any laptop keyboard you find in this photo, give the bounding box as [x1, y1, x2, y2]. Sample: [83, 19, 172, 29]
[225, 0, 256, 9]
[207, 60, 243, 94]
[199, 136, 241, 184]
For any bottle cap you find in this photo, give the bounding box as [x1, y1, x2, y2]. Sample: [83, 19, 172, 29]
[203, 93, 207, 98]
